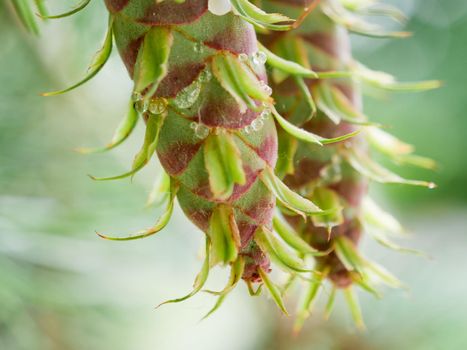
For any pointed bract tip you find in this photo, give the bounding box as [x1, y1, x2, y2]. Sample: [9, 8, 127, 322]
[327, 227, 332, 241]
[292, 314, 307, 335]
[425, 80, 443, 89]
[73, 147, 86, 154]
[355, 320, 367, 332]
[37, 0, 91, 20]
[95, 230, 144, 242]
[95, 230, 109, 240]
[154, 300, 171, 310]
[397, 31, 412, 38]
[94, 230, 146, 241]
[74, 147, 96, 154]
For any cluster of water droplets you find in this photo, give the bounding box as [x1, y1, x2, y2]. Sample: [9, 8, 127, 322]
[238, 51, 267, 66]
[237, 51, 272, 95]
[242, 106, 271, 134]
[132, 66, 213, 115]
[188, 105, 271, 140]
[132, 91, 146, 113]
[198, 68, 212, 83]
[173, 80, 201, 109]
[132, 92, 168, 115]
[259, 80, 273, 96]
[193, 41, 204, 54]
[172, 67, 212, 110]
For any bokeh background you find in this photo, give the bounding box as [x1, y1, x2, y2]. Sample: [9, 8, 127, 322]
[1, 1, 466, 349]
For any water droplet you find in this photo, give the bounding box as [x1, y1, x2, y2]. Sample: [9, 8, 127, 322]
[190, 121, 197, 129]
[194, 124, 210, 139]
[260, 108, 271, 120]
[193, 42, 204, 53]
[251, 118, 264, 131]
[238, 53, 248, 62]
[319, 162, 342, 184]
[208, 0, 232, 16]
[243, 125, 253, 134]
[259, 81, 272, 96]
[131, 91, 142, 102]
[173, 80, 201, 109]
[148, 98, 167, 115]
[252, 51, 267, 65]
[135, 99, 148, 114]
[198, 69, 212, 83]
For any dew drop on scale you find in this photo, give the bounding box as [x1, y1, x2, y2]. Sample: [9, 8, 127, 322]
[148, 98, 167, 115]
[260, 107, 271, 120]
[198, 69, 212, 83]
[238, 53, 248, 62]
[251, 118, 264, 131]
[194, 124, 210, 139]
[208, 0, 232, 16]
[252, 51, 267, 65]
[173, 80, 201, 109]
[193, 42, 204, 53]
[135, 99, 148, 114]
[243, 125, 253, 134]
[260, 80, 272, 96]
[131, 91, 142, 102]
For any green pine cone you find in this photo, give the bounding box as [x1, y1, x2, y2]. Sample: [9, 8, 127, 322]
[261, 0, 437, 329]
[105, 0, 280, 284]
[9, 0, 438, 324]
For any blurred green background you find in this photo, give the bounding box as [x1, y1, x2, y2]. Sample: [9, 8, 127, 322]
[1, 1, 466, 349]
